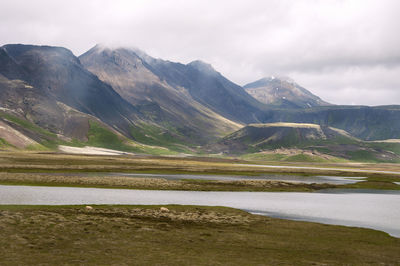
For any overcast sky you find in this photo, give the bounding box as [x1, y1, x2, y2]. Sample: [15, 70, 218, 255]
[1, 0, 399, 106]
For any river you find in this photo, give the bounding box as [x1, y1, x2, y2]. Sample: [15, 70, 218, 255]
[0, 185, 399, 237]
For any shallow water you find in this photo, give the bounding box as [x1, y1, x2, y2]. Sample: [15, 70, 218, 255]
[1, 185, 399, 237]
[38, 172, 367, 184]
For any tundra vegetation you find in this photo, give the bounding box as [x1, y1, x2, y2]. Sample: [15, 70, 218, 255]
[0, 151, 399, 265]
[0, 152, 399, 191]
[0, 205, 399, 265]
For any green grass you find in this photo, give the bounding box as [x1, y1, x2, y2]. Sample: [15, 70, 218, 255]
[343, 176, 400, 190]
[86, 121, 132, 151]
[130, 122, 192, 153]
[0, 111, 85, 150]
[86, 121, 179, 155]
[346, 150, 381, 162]
[0, 137, 14, 149]
[345, 180, 400, 190]
[0, 112, 179, 155]
[241, 152, 347, 163]
[0, 111, 57, 139]
[25, 143, 50, 151]
[365, 142, 400, 156]
[241, 153, 287, 161]
[283, 153, 328, 162]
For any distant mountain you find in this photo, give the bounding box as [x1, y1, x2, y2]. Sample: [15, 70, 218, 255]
[257, 105, 400, 141]
[212, 123, 351, 153]
[79, 45, 241, 144]
[244, 76, 331, 108]
[209, 122, 400, 162]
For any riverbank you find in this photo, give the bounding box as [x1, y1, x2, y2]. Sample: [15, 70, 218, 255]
[0, 152, 399, 191]
[0, 173, 336, 192]
[1, 205, 399, 265]
[1, 172, 399, 192]
[1, 152, 400, 178]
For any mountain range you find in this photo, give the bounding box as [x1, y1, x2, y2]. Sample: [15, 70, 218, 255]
[0, 43, 399, 162]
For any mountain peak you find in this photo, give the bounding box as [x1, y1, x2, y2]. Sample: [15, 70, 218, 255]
[187, 60, 216, 74]
[82, 44, 158, 65]
[82, 44, 115, 57]
[2, 44, 80, 68]
[246, 76, 297, 89]
[91, 43, 109, 52]
[244, 76, 330, 108]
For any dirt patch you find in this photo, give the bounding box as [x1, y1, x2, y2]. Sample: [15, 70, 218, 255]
[58, 145, 134, 156]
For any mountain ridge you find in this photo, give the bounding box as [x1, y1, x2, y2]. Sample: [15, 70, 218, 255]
[79, 45, 242, 145]
[0, 43, 399, 160]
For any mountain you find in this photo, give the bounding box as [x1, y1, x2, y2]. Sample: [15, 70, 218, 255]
[1, 43, 400, 156]
[1, 44, 143, 137]
[79, 45, 241, 145]
[127, 50, 268, 123]
[244, 76, 331, 108]
[257, 105, 400, 141]
[0, 44, 164, 153]
[0, 73, 94, 142]
[212, 123, 351, 153]
[0, 72, 180, 154]
[210, 122, 400, 162]
[0, 47, 26, 80]
[77, 44, 400, 142]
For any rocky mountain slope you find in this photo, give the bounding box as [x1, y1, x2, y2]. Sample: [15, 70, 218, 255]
[244, 76, 331, 108]
[120, 48, 268, 123]
[0, 74, 92, 142]
[79, 45, 241, 144]
[1, 44, 143, 137]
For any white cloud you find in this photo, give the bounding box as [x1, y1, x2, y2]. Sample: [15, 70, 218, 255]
[290, 65, 400, 105]
[0, 0, 399, 105]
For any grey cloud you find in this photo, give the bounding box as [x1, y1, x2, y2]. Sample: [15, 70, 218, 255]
[0, 0, 399, 105]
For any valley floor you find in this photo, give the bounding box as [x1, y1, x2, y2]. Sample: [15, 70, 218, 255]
[0, 151, 399, 191]
[1, 205, 399, 265]
[1, 151, 399, 265]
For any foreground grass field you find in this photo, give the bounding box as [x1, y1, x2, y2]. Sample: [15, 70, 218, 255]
[1, 205, 399, 265]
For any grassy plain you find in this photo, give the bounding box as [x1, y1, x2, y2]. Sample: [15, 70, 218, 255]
[0, 151, 399, 191]
[1, 205, 399, 265]
[0, 173, 336, 192]
[1, 152, 399, 265]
